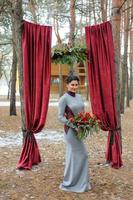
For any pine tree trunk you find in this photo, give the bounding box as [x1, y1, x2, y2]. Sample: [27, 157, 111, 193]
[120, 2, 129, 112]
[129, 58, 133, 99]
[53, 16, 62, 46]
[12, 0, 26, 136]
[10, 43, 17, 115]
[111, 0, 122, 148]
[126, 71, 130, 107]
[129, 31, 133, 99]
[92, 0, 97, 24]
[0, 54, 3, 78]
[85, 0, 89, 24]
[127, 0, 132, 103]
[108, 0, 112, 17]
[28, 0, 37, 22]
[100, 0, 107, 22]
[68, 0, 76, 47]
[79, 0, 83, 44]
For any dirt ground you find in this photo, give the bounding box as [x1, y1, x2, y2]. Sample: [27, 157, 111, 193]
[0, 100, 133, 200]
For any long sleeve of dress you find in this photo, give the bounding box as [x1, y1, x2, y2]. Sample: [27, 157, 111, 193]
[58, 96, 76, 129]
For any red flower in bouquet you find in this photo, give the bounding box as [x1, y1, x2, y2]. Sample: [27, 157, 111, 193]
[69, 117, 75, 123]
[85, 112, 91, 119]
[69, 112, 100, 140]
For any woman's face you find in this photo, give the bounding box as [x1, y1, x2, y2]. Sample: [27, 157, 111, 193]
[67, 80, 79, 93]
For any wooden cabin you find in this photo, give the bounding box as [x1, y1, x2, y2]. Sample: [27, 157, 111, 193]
[50, 63, 87, 95]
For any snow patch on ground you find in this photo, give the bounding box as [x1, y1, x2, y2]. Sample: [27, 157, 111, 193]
[0, 130, 64, 147]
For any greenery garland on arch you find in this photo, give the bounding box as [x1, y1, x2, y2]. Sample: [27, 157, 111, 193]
[51, 45, 87, 66]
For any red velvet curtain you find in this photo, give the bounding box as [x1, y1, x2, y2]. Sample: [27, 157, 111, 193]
[85, 21, 123, 169]
[17, 21, 52, 169]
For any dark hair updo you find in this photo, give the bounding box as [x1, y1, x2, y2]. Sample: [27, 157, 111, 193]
[65, 70, 80, 84]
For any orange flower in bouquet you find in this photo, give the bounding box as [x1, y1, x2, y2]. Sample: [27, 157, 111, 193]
[69, 112, 100, 140]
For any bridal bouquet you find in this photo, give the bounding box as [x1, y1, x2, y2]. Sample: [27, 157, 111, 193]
[69, 112, 100, 140]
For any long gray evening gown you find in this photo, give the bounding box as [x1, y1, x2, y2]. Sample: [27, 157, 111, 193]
[58, 91, 91, 193]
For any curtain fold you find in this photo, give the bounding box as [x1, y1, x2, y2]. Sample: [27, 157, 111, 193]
[17, 21, 52, 169]
[85, 21, 122, 169]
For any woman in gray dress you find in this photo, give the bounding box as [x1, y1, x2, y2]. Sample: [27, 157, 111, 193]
[58, 73, 91, 193]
